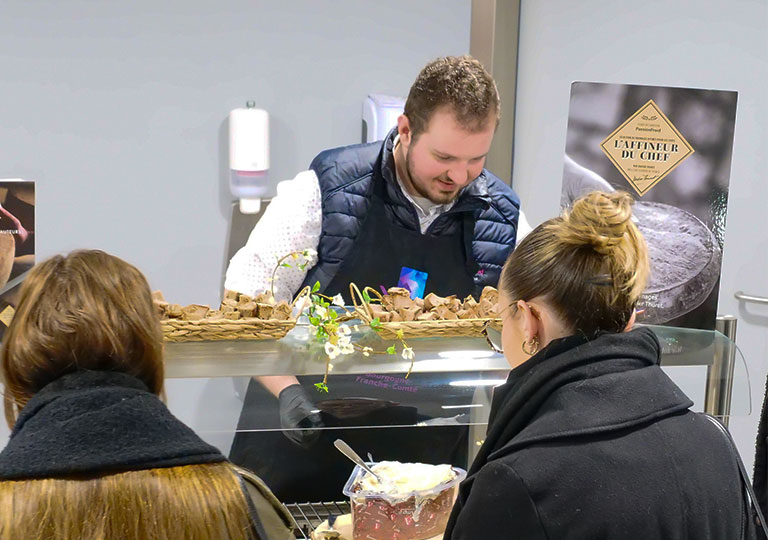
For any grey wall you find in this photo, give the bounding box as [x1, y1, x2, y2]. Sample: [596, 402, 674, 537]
[0, 0, 471, 454]
[0, 0, 471, 307]
[512, 0, 768, 470]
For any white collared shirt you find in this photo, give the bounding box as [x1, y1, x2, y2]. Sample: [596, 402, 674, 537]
[394, 175, 456, 233]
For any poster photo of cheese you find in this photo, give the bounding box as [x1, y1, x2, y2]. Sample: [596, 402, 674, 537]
[0, 180, 34, 340]
[561, 82, 738, 330]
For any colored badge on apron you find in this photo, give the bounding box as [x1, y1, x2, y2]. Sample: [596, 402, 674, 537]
[398, 266, 428, 299]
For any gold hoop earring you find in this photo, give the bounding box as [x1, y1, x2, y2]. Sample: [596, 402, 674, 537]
[521, 336, 540, 356]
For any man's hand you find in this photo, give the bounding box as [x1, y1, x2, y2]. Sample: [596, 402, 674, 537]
[278, 384, 324, 448]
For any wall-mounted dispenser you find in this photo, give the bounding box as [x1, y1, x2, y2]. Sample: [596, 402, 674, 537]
[362, 94, 405, 143]
[229, 101, 269, 214]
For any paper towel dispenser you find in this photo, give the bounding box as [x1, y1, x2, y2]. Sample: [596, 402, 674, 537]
[362, 94, 405, 143]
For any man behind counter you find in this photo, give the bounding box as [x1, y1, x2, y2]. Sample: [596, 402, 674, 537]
[224, 55, 529, 500]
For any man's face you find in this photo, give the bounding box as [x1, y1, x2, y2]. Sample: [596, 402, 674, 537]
[397, 107, 496, 204]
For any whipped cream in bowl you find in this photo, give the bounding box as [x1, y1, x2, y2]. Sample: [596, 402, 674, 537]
[357, 461, 458, 497]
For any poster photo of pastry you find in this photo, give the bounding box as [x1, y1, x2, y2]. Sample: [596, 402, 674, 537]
[561, 82, 738, 331]
[0, 180, 35, 340]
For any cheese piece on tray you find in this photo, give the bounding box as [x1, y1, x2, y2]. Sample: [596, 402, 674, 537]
[155, 301, 169, 319]
[433, 305, 458, 320]
[154, 288, 296, 324]
[220, 298, 238, 312]
[362, 286, 501, 323]
[423, 292, 448, 311]
[398, 306, 422, 321]
[222, 289, 239, 302]
[271, 301, 292, 321]
[387, 287, 411, 297]
[254, 291, 277, 306]
[166, 304, 184, 318]
[238, 302, 257, 318]
[479, 285, 499, 305]
[237, 293, 254, 306]
[256, 303, 274, 319]
[181, 304, 210, 321]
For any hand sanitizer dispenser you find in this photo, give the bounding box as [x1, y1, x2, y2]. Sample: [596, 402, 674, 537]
[362, 94, 405, 143]
[229, 101, 269, 214]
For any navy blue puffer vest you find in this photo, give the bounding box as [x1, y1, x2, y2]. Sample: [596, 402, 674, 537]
[301, 129, 520, 297]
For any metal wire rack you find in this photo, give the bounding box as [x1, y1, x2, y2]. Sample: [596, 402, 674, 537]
[283, 501, 351, 539]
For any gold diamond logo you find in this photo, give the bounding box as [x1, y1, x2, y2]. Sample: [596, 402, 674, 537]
[600, 99, 694, 196]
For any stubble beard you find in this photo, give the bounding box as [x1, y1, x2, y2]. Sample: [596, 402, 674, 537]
[404, 146, 457, 205]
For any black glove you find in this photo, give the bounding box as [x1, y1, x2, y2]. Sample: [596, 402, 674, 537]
[278, 384, 324, 449]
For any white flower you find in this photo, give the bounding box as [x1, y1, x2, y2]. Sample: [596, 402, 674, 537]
[314, 305, 327, 319]
[328, 362, 334, 372]
[337, 334, 354, 354]
[302, 248, 318, 263]
[331, 294, 345, 307]
[338, 324, 351, 335]
[401, 346, 414, 361]
[325, 342, 340, 360]
[362, 346, 373, 357]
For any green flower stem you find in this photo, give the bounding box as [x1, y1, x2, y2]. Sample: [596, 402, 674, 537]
[270, 251, 302, 298]
[402, 337, 414, 379]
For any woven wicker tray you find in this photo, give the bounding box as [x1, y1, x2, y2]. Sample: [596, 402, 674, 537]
[350, 283, 500, 339]
[161, 286, 309, 342]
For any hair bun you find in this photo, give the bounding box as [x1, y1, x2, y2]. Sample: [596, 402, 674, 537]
[557, 191, 634, 255]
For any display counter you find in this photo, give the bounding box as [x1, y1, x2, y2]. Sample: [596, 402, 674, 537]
[162, 321, 750, 538]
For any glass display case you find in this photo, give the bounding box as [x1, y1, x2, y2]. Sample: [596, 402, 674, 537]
[162, 321, 750, 538]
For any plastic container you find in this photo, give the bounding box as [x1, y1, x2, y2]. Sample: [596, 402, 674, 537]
[342, 462, 466, 540]
[229, 102, 272, 213]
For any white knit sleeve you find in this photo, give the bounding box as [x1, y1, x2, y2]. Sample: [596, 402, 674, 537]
[224, 170, 322, 302]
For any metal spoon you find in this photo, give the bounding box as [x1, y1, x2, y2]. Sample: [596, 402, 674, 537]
[333, 439, 384, 484]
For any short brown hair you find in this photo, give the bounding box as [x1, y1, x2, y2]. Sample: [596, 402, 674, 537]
[2, 250, 164, 426]
[404, 55, 500, 139]
[501, 191, 650, 337]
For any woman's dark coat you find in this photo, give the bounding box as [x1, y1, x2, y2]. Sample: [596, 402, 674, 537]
[445, 328, 749, 540]
[0, 369, 295, 540]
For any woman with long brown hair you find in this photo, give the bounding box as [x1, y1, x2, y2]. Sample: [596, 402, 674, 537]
[444, 192, 751, 539]
[0, 250, 294, 540]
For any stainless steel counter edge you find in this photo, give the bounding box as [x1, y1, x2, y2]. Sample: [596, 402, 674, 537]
[163, 324, 740, 379]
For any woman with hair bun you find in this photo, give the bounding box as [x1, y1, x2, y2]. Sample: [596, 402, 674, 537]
[445, 192, 750, 539]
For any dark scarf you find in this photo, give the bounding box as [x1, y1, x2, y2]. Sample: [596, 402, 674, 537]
[0, 370, 225, 480]
[444, 327, 694, 538]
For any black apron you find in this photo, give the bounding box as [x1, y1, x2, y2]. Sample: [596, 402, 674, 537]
[314, 167, 478, 302]
[229, 173, 483, 503]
